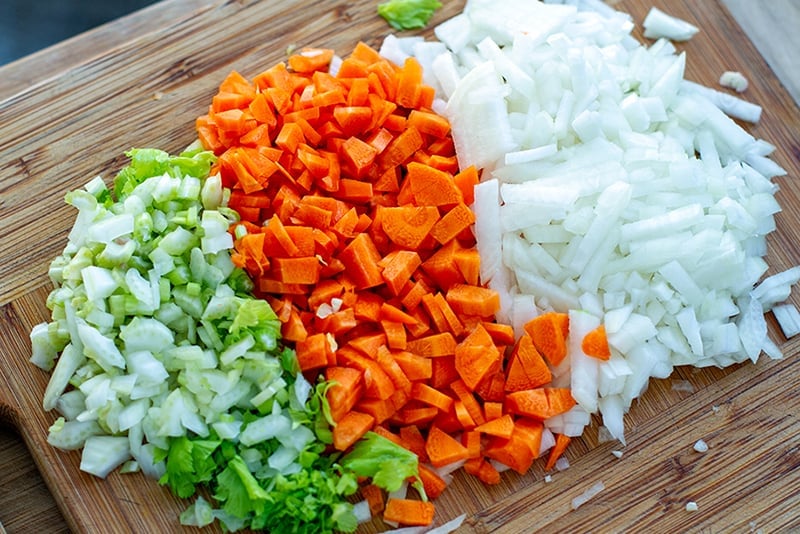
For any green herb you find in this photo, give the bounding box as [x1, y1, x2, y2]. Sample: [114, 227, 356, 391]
[342, 431, 421, 494]
[377, 0, 442, 30]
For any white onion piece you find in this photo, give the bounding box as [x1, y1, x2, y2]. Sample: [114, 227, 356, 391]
[773, 303, 800, 339]
[643, 7, 699, 42]
[569, 310, 602, 413]
[681, 80, 762, 123]
[353, 500, 372, 524]
[426, 514, 467, 534]
[555, 457, 570, 472]
[571, 481, 605, 510]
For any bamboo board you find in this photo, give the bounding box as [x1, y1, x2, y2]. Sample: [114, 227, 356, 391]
[1, 0, 800, 532]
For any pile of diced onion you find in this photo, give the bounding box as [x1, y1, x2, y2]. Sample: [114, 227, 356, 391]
[378, 0, 799, 445]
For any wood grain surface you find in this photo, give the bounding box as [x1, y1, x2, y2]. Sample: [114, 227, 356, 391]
[1, 0, 799, 532]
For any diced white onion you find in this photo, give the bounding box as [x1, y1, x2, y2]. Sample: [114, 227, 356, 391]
[571, 481, 605, 510]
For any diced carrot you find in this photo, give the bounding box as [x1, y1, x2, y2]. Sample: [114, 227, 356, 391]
[332, 410, 375, 451]
[379, 125, 423, 170]
[361, 484, 385, 516]
[380, 205, 440, 250]
[380, 250, 421, 296]
[331, 207, 360, 239]
[407, 161, 463, 207]
[338, 233, 384, 290]
[454, 324, 501, 391]
[381, 320, 407, 350]
[391, 350, 432, 381]
[320, 308, 358, 336]
[484, 418, 543, 475]
[425, 426, 469, 468]
[452, 165, 479, 205]
[325, 366, 364, 423]
[524, 312, 570, 367]
[445, 284, 501, 319]
[340, 136, 379, 178]
[420, 239, 467, 290]
[357, 397, 398, 425]
[271, 256, 320, 285]
[347, 333, 387, 357]
[379, 303, 419, 326]
[545, 433, 572, 471]
[430, 203, 475, 245]
[275, 122, 305, 153]
[349, 356, 397, 401]
[481, 322, 515, 346]
[288, 48, 335, 73]
[398, 425, 428, 462]
[461, 430, 482, 459]
[453, 400, 476, 430]
[353, 292, 383, 322]
[450, 379, 485, 426]
[417, 464, 448, 500]
[483, 401, 503, 421]
[406, 332, 456, 357]
[296, 332, 333, 372]
[504, 388, 576, 420]
[582, 324, 611, 360]
[453, 247, 481, 287]
[407, 110, 451, 138]
[394, 406, 438, 427]
[429, 357, 459, 391]
[383, 498, 435, 527]
[475, 414, 514, 440]
[333, 106, 373, 137]
[376, 345, 412, 395]
[473, 371, 506, 403]
[504, 333, 553, 392]
[372, 424, 404, 446]
[411, 382, 454, 413]
[395, 57, 423, 109]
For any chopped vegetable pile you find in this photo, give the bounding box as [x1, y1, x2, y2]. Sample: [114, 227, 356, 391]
[387, 0, 796, 445]
[29, 0, 799, 532]
[195, 39, 583, 526]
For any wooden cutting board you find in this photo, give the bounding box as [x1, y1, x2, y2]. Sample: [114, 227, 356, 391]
[1, 0, 799, 532]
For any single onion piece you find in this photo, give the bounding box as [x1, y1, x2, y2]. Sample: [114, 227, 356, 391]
[571, 481, 605, 510]
[643, 7, 699, 42]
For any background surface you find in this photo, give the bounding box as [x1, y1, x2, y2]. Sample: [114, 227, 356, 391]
[0, 0, 797, 533]
[0, 0, 157, 65]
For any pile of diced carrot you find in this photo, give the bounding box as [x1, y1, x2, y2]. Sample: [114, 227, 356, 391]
[195, 42, 602, 528]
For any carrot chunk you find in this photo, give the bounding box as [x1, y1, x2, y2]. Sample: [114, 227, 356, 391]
[383, 498, 435, 527]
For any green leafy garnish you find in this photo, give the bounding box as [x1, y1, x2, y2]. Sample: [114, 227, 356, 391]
[377, 0, 442, 30]
[341, 431, 420, 493]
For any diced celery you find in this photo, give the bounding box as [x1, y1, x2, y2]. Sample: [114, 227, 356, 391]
[47, 418, 102, 450]
[120, 317, 174, 353]
[80, 436, 131, 478]
[42, 343, 86, 411]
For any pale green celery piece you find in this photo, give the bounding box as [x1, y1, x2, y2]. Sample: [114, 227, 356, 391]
[47, 418, 102, 450]
[201, 175, 223, 210]
[180, 495, 215, 527]
[120, 460, 140, 474]
[55, 389, 87, 420]
[30, 322, 59, 371]
[98, 240, 138, 268]
[80, 435, 131, 478]
[120, 317, 175, 353]
[43, 343, 87, 411]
